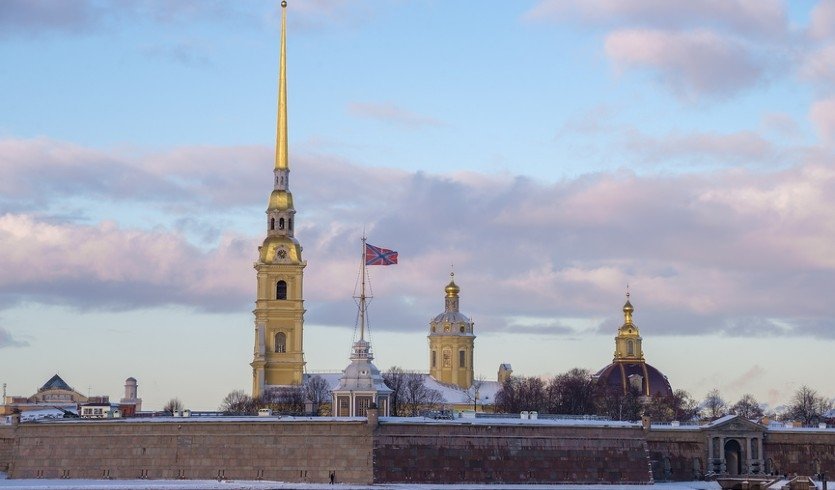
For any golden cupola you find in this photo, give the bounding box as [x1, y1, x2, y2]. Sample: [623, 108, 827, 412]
[614, 292, 643, 361]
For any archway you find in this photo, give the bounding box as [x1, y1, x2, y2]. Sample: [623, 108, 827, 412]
[724, 439, 742, 476]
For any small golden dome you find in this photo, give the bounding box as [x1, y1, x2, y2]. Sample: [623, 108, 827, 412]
[445, 278, 460, 297]
[258, 235, 302, 263]
[268, 190, 294, 211]
[623, 300, 633, 314]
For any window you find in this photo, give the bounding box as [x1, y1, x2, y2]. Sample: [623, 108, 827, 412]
[289, 218, 293, 230]
[276, 280, 287, 300]
[443, 348, 452, 368]
[431, 351, 436, 368]
[270, 218, 275, 230]
[459, 350, 466, 368]
[275, 332, 286, 353]
[279, 218, 285, 230]
[459, 325, 465, 333]
[627, 340, 634, 356]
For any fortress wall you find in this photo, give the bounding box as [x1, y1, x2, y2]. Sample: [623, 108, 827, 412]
[645, 429, 706, 481]
[0, 426, 14, 472]
[373, 422, 653, 484]
[764, 430, 835, 476]
[8, 419, 373, 483]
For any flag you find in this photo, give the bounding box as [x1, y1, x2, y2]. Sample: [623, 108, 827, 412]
[365, 243, 398, 266]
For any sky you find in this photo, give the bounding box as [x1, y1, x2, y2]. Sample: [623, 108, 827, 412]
[1, 0, 834, 412]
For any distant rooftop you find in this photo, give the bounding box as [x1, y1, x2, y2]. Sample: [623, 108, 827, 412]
[39, 374, 73, 392]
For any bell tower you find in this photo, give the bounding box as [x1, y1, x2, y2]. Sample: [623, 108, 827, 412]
[428, 273, 475, 389]
[251, 0, 306, 397]
[613, 290, 644, 362]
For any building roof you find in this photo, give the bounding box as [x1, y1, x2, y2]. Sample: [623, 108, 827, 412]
[594, 361, 673, 398]
[39, 374, 73, 392]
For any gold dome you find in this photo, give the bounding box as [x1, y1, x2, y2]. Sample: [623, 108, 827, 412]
[268, 190, 294, 211]
[445, 280, 460, 297]
[258, 234, 302, 263]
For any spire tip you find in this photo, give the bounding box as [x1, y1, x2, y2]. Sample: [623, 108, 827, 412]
[281, 0, 287, 8]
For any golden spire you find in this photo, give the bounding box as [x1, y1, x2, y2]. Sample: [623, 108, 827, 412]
[275, 0, 289, 171]
[623, 285, 633, 325]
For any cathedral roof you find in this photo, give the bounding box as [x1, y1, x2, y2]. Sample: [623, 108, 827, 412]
[594, 361, 673, 398]
[39, 374, 73, 392]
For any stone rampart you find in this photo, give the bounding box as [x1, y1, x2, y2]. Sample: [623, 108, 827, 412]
[8, 418, 372, 483]
[373, 421, 652, 484]
[0, 425, 15, 472]
[764, 430, 835, 476]
[646, 428, 706, 481]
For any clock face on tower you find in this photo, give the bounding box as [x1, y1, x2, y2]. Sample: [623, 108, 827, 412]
[275, 247, 288, 262]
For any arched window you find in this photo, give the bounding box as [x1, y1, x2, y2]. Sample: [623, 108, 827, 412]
[627, 340, 634, 356]
[270, 218, 275, 230]
[279, 218, 285, 230]
[431, 351, 436, 368]
[443, 348, 452, 368]
[274, 332, 286, 353]
[459, 350, 466, 368]
[276, 280, 287, 300]
[289, 218, 293, 230]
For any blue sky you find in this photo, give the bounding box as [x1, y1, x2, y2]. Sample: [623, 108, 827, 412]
[1, 0, 835, 411]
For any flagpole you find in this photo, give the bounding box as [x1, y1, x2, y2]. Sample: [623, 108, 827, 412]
[359, 235, 367, 342]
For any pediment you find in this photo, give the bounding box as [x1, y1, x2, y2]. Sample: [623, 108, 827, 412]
[704, 414, 765, 433]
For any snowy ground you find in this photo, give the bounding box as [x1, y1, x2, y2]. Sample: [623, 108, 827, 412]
[0, 473, 726, 490]
[0, 475, 826, 490]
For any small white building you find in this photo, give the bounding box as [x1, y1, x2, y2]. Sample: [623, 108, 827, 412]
[331, 337, 392, 417]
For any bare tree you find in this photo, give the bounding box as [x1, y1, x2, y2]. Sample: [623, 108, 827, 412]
[464, 375, 485, 411]
[703, 389, 727, 420]
[304, 375, 331, 415]
[786, 385, 833, 426]
[671, 390, 701, 422]
[383, 366, 407, 416]
[262, 385, 305, 414]
[494, 376, 520, 413]
[219, 390, 255, 414]
[401, 372, 442, 416]
[596, 384, 643, 421]
[730, 394, 764, 420]
[162, 398, 184, 414]
[546, 368, 597, 415]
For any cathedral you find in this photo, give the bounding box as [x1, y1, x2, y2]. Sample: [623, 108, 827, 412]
[250, 2, 670, 410]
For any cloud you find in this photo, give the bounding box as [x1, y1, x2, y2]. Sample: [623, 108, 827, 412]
[0, 0, 242, 39]
[801, 45, 835, 86]
[604, 29, 770, 99]
[0, 0, 100, 37]
[4, 138, 835, 340]
[347, 102, 443, 129]
[622, 128, 779, 167]
[523, 0, 788, 39]
[0, 326, 28, 348]
[141, 42, 212, 67]
[0, 213, 253, 312]
[810, 97, 835, 145]
[809, 0, 835, 40]
[721, 364, 767, 394]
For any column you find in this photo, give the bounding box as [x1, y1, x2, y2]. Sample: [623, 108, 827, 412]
[720, 437, 726, 474]
[746, 438, 752, 474]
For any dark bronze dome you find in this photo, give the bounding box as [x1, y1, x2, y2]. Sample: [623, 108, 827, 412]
[594, 361, 673, 398]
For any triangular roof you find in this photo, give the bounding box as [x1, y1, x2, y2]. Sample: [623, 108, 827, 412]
[39, 374, 73, 392]
[704, 414, 765, 432]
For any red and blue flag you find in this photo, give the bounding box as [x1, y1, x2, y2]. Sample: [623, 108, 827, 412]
[365, 243, 398, 266]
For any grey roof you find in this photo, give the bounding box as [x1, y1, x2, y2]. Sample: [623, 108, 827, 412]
[39, 374, 73, 392]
